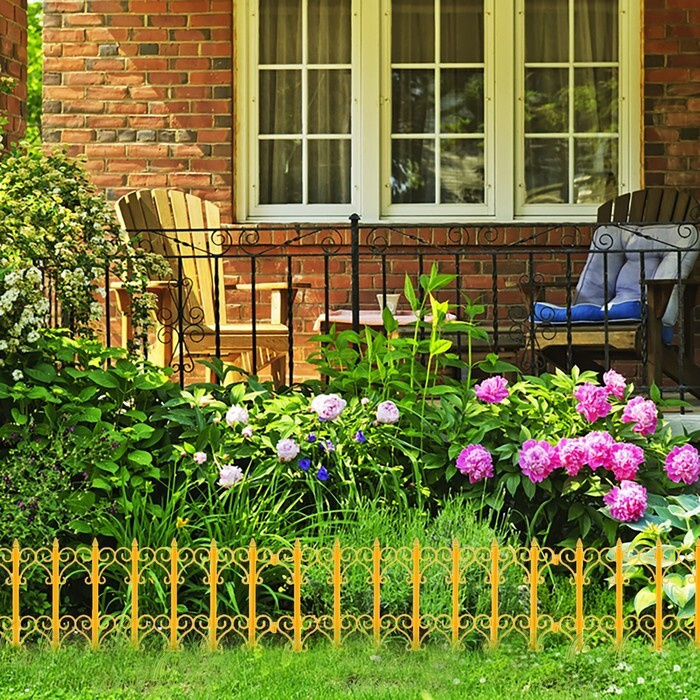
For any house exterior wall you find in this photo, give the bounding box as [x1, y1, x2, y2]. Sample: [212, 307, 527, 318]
[0, 0, 27, 147]
[43, 0, 232, 218]
[644, 0, 700, 193]
[42, 2, 700, 214]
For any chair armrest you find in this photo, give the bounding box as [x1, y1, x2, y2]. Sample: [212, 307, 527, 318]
[235, 281, 311, 324]
[235, 282, 312, 291]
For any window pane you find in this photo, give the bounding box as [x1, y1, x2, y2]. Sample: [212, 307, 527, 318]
[309, 140, 351, 203]
[308, 0, 351, 64]
[574, 138, 618, 203]
[259, 140, 302, 204]
[441, 69, 484, 134]
[525, 68, 568, 133]
[259, 70, 301, 134]
[525, 0, 568, 63]
[392, 0, 435, 63]
[392, 139, 435, 203]
[260, 0, 301, 64]
[574, 67, 618, 133]
[575, 0, 618, 62]
[392, 69, 435, 134]
[441, 0, 483, 63]
[441, 139, 484, 203]
[524, 138, 568, 204]
[308, 70, 351, 133]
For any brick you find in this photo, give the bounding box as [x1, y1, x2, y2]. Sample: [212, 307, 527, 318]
[86, 86, 129, 99]
[87, 115, 127, 127]
[64, 13, 104, 26]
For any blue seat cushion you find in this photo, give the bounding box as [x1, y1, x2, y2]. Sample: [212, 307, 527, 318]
[533, 300, 642, 324]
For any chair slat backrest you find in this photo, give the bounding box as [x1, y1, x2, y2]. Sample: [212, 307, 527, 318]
[597, 188, 695, 224]
[116, 189, 227, 326]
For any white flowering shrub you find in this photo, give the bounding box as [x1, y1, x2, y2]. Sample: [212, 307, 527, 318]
[0, 143, 165, 353]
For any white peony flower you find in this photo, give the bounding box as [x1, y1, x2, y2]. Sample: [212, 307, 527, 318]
[218, 464, 243, 488]
[225, 404, 249, 426]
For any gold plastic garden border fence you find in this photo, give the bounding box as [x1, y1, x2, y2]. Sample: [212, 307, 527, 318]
[2, 538, 697, 651]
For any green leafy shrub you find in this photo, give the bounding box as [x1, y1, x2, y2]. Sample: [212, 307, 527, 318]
[0, 144, 165, 356]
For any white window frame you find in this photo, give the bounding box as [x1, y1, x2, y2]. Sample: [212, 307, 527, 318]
[233, 0, 641, 223]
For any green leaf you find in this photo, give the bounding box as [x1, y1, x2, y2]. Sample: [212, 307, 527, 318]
[127, 450, 153, 466]
[649, 383, 661, 403]
[95, 460, 119, 474]
[634, 586, 657, 615]
[522, 478, 536, 500]
[82, 406, 102, 422]
[10, 408, 27, 425]
[25, 363, 57, 384]
[87, 369, 120, 389]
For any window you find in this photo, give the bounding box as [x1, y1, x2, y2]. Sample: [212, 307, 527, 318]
[235, 0, 640, 222]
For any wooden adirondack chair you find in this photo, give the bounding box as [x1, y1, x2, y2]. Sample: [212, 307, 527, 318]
[528, 187, 700, 393]
[114, 189, 305, 385]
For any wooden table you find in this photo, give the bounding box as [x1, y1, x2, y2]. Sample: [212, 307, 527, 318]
[313, 309, 456, 331]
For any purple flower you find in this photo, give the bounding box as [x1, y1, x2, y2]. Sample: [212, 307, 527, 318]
[609, 443, 645, 481]
[557, 437, 589, 477]
[604, 480, 647, 522]
[474, 376, 509, 403]
[317, 465, 329, 481]
[603, 369, 627, 400]
[218, 464, 243, 488]
[193, 451, 207, 465]
[573, 383, 611, 422]
[225, 404, 249, 427]
[307, 433, 317, 443]
[355, 430, 367, 443]
[298, 457, 311, 472]
[665, 444, 700, 484]
[17, 501, 25, 511]
[518, 439, 559, 483]
[320, 440, 335, 453]
[376, 401, 400, 425]
[584, 431, 616, 471]
[310, 394, 347, 421]
[455, 444, 494, 484]
[621, 396, 658, 437]
[277, 438, 301, 462]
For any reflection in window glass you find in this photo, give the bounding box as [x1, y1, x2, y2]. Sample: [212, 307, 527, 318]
[524, 138, 568, 204]
[441, 139, 484, 204]
[391, 139, 436, 203]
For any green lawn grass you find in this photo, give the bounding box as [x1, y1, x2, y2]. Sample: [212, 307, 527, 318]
[0, 641, 697, 699]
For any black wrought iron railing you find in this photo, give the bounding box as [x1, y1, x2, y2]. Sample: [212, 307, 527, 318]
[65, 218, 700, 400]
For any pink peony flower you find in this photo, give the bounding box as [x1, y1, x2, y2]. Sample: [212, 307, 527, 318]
[665, 444, 700, 484]
[584, 431, 616, 470]
[376, 400, 400, 424]
[573, 383, 611, 422]
[456, 444, 494, 484]
[621, 396, 658, 437]
[557, 437, 589, 477]
[310, 394, 347, 421]
[603, 369, 627, 400]
[241, 426, 253, 438]
[218, 464, 243, 488]
[519, 439, 559, 483]
[609, 443, 645, 481]
[193, 451, 207, 465]
[474, 376, 509, 404]
[604, 480, 647, 522]
[276, 438, 300, 462]
[225, 404, 249, 427]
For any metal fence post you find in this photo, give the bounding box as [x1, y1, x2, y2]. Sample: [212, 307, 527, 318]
[349, 213, 360, 333]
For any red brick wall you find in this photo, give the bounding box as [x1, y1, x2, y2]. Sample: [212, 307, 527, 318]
[644, 0, 700, 197]
[42, 0, 232, 218]
[0, 0, 27, 147]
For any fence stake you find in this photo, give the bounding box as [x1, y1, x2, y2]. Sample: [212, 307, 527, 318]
[11, 539, 20, 647]
[411, 539, 421, 651]
[575, 539, 584, 650]
[372, 539, 381, 647]
[654, 538, 663, 652]
[51, 539, 60, 650]
[248, 539, 257, 648]
[615, 539, 623, 649]
[208, 540, 218, 652]
[170, 538, 179, 651]
[696, 538, 700, 650]
[333, 539, 341, 647]
[490, 539, 499, 648]
[91, 539, 100, 650]
[451, 538, 460, 648]
[130, 539, 139, 649]
[529, 540, 539, 650]
[292, 540, 302, 652]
